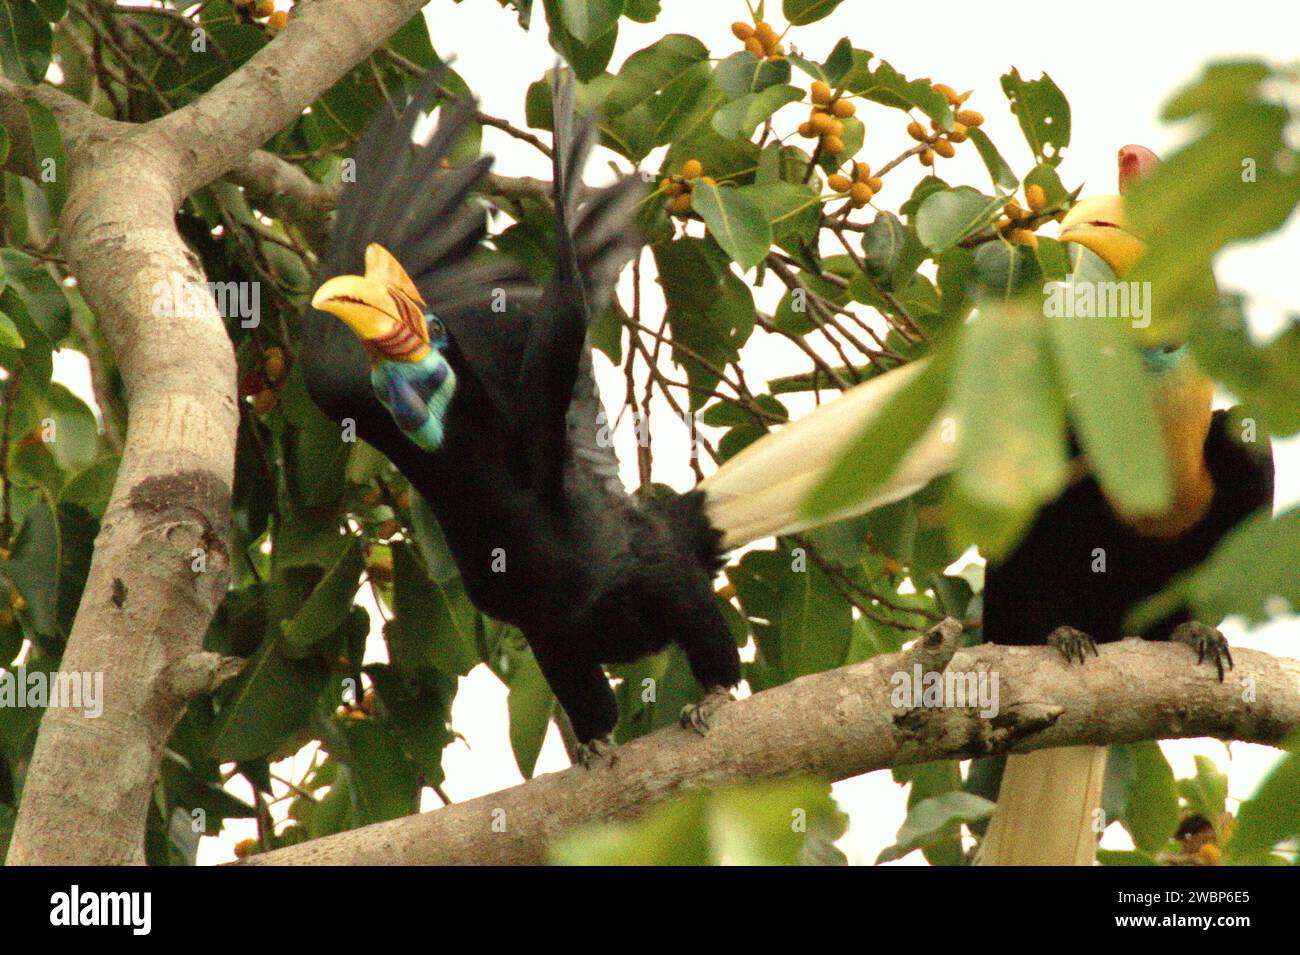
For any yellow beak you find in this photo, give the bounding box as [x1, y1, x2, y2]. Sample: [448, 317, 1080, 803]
[311, 273, 403, 342]
[1057, 194, 1146, 276]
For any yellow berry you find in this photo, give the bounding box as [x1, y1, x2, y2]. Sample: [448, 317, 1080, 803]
[827, 173, 852, 192]
[919, 149, 935, 166]
[809, 111, 835, 135]
[854, 161, 871, 181]
[934, 138, 956, 158]
[754, 22, 779, 49]
[717, 582, 737, 601]
[744, 37, 765, 58]
[810, 81, 832, 106]
[263, 346, 286, 382]
[681, 159, 703, 180]
[347, 709, 367, 721]
[1009, 228, 1038, 249]
[1025, 183, 1047, 212]
[955, 109, 984, 127]
[797, 121, 816, 138]
[267, 9, 287, 30]
[254, 0, 274, 17]
[252, 389, 277, 415]
[849, 182, 874, 204]
[670, 193, 693, 215]
[933, 83, 962, 106]
[832, 98, 856, 118]
[1004, 198, 1028, 221]
[947, 122, 968, 143]
[1198, 843, 1221, 866]
[826, 118, 845, 138]
[867, 176, 883, 193]
[234, 838, 258, 859]
[731, 22, 755, 41]
[821, 135, 846, 155]
[767, 46, 784, 60]
[906, 120, 927, 141]
[11, 593, 25, 612]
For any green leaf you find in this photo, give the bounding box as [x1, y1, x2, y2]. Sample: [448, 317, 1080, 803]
[0, 309, 22, 348]
[784, 0, 845, 24]
[802, 347, 953, 519]
[1000, 68, 1070, 166]
[951, 301, 1068, 516]
[280, 537, 364, 658]
[210, 638, 331, 762]
[965, 128, 1018, 192]
[842, 52, 952, 128]
[1179, 755, 1229, 821]
[1114, 741, 1179, 853]
[331, 717, 418, 825]
[653, 238, 757, 405]
[387, 543, 479, 677]
[23, 97, 65, 216]
[881, 791, 994, 861]
[1126, 98, 1300, 341]
[0, 499, 58, 637]
[734, 181, 820, 244]
[711, 84, 803, 140]
[501, 634, 554, 778]
[714, 50, 790, 99]
[915, 187, 1003, 253]
[0, 0, 51, 83]
[557, 0, 622, 44]
[1045, 252, 1173, 517]
[1227, 745, 1300, 859]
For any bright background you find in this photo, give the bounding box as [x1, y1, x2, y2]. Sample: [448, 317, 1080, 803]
[52, 0, 1300, 864]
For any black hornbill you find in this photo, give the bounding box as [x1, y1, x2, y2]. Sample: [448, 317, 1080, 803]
[975, 145, 1276, 864]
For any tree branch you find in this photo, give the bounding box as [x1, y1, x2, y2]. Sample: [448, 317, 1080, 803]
[242, 626, 1300, 866]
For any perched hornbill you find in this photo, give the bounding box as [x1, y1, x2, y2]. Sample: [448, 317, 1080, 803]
[302, 67, 944, 762]
[974, 145, 1276, 865]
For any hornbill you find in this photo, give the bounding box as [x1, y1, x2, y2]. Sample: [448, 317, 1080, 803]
[974, 145, 1276, 865]
[302, 68, 945, 763]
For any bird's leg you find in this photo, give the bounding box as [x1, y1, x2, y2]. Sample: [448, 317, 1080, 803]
[573, 734, 618, 770]
[680, 686, 734, 736]
[1170, 621, 1233, 682]
[1046, 625, 1099, 665]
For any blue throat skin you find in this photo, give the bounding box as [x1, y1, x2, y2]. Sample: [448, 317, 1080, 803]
[369, 315, 457, 452]
[1140, 342, 1188, 374]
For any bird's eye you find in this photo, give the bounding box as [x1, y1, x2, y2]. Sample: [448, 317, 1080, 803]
[427, 316, 445, 339]
[1162, 344, 1179, 354]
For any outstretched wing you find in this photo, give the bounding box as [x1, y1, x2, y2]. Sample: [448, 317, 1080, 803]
[516, 68, 646, 504]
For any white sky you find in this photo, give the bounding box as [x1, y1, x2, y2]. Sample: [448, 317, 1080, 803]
[49, 0, 1300, 864]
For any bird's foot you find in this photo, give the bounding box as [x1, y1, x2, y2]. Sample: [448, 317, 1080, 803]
[574, 734, 618, 769]
[680, 686, 734, 736]
[1046, 625, 1099, 665]
[1171, 621, 1233, 682]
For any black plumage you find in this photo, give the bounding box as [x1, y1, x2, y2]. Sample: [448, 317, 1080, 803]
[301, 70, 739, 754]
[982, 408, 1274, 662]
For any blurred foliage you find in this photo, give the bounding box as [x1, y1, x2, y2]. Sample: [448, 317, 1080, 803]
[0, 2, 1295, 865]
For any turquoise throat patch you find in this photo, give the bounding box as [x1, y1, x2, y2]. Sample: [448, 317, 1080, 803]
[371, 351, 457, 452]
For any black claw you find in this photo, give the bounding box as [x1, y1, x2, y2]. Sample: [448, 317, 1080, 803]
[1171, 622, 1233, 683]
[1047, 626, 1097, 667]
[680, 686, 733, 737]
[574, 734, 618, 769]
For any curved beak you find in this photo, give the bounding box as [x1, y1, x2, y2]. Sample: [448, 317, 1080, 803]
[1058, 194, 1146, 276]
[311, 274, 402, 342]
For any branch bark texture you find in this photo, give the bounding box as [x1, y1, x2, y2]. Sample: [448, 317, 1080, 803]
[244, 634, 1300, 866]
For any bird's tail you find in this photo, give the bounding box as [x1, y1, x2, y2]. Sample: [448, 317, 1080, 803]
[698, 359, 956, 550]
[975, 746, 1108, 866]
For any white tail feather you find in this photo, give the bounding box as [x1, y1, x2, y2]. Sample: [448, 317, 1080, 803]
[975, 746, 1108, 866]
[699, 359, 957, 549]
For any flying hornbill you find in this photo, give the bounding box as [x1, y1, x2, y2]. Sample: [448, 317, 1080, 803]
[303, 68, 944, 763]
[974, 145, 1276, 865]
